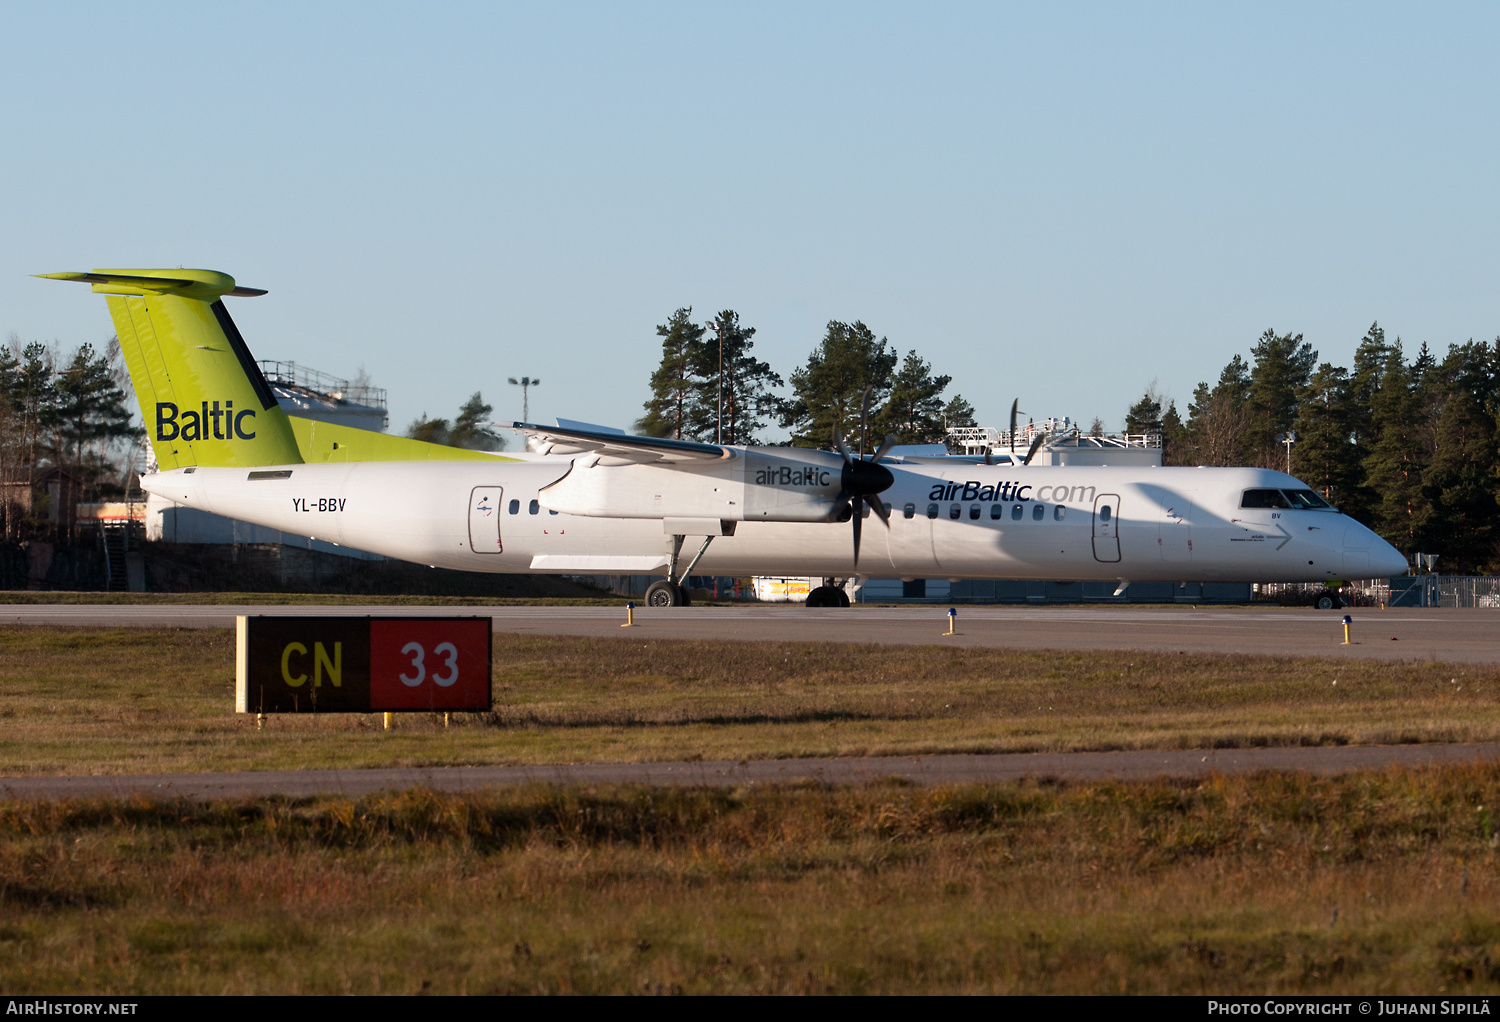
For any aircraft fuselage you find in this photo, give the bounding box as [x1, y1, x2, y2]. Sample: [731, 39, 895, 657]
[142, 458, 1406, 584]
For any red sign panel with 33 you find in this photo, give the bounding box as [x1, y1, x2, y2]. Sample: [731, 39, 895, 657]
[369, 618, 492, 710]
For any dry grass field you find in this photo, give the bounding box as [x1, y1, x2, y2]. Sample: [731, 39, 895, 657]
[3, 625, 1500, 993]
[2, 771, 1500, 994]
[0, 627, 1496, 776]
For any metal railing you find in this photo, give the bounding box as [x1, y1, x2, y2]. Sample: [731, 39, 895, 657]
[257, 361, 387, 410]
[946, 424, 1161, 455]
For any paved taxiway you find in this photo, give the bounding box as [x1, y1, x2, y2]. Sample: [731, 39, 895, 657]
[4, 743, 1498, 801]
[5, 602, 1498, 799]
[4, 603, 1499, 663]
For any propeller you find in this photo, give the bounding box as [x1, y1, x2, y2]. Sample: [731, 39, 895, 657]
[1009, 397, 1048, 464]
[831, 389, 896, 568]
[1022, 432, 1046, 466]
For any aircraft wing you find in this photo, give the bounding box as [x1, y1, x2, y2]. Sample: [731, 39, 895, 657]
[513, 422, 729, 464]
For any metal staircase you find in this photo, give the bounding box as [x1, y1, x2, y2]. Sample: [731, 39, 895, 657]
[102, 524, 129, 591]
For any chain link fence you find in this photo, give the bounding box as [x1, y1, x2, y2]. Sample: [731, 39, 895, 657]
[1256, 577, 1500, 607]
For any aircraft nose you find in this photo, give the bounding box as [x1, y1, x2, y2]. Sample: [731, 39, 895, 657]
[1341, 518, 1406, 578]
[1370, 536, 1408, 578]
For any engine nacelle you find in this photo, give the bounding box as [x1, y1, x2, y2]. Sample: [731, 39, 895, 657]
[538, 448, 849, 523]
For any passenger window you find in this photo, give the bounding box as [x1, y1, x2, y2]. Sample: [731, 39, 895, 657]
[989, 504, 1002, 520]
[508, 499, 519, 514]
[949, 503, 962, 520]
[1011, 504, 1023, 521]
[927, 503, 939, 519]
[1100, 505, 1112, 523]
[903, 503, 916, 520]
[862, 502, 872, 519]
[528, 499, 539, 515]
[969, 504, 981, 520]
[1054, 505, 1066, 521]
[1033, 503, 1045, 521]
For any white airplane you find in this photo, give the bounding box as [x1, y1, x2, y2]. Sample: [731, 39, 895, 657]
[40, 268, 1408, 608]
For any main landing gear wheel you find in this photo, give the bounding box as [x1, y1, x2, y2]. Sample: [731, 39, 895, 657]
[645, 580, 688, 607]
[806, 586, 850, 608]
[1314, 591, 1342, 610]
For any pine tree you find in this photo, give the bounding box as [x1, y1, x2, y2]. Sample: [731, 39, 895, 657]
[1417, 342, 1497, 571]
[1246, 329, 1316, 467]
[1185, 356, 1253, 466]
[940, 394, 977, 452]
[3, 340, 58, 525]
[691, 311, 781, 445]
[1362, 342, 1427, 552]
[1160, 401, 1189, 465]
[637, 309, 708, 440]
[1291, 363, 1362, 508]
[782, 321, 898, 449]
[0, 341, 24, 539]
[1347, 322, 1391, 451]
[405, 414, 450, 446]
[450, 392, 506, 451]
[1124, 387, 1163, 435]
[876, 351, 952, 446]
[51, 341, 138, 473]
[405, 393, 506, 451]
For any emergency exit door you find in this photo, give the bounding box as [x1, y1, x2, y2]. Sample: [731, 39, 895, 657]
[468, 486, 503, 553]
[1092, 493, 1121, 563]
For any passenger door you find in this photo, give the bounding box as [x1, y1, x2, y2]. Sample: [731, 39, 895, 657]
[468, 486, 503, 553]
[1092, 493, 1121, 563]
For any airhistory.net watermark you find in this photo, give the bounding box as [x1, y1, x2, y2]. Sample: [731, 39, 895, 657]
[5, 1003, 138, 1016]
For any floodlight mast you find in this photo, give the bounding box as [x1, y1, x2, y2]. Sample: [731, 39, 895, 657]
[704, 319, 723, 443]
[508, 376, 540, 424]
[1276, 431, 1298, 474]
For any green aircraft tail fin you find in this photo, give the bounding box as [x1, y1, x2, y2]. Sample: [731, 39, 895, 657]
[37, 269, 303, 470]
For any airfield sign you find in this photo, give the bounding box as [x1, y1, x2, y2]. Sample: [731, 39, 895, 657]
[235, 616, 492, 714]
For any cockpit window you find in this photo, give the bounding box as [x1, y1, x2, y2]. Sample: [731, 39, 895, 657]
[1283, 489, 1332, 509]
[1241, 488, 1334, 510]
[1240, 489, 1291, 509]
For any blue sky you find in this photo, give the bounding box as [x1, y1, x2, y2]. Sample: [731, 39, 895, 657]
[3, 2, 1497, 440]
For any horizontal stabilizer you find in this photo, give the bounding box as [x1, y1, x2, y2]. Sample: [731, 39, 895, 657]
[36, 268, 266, 299]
